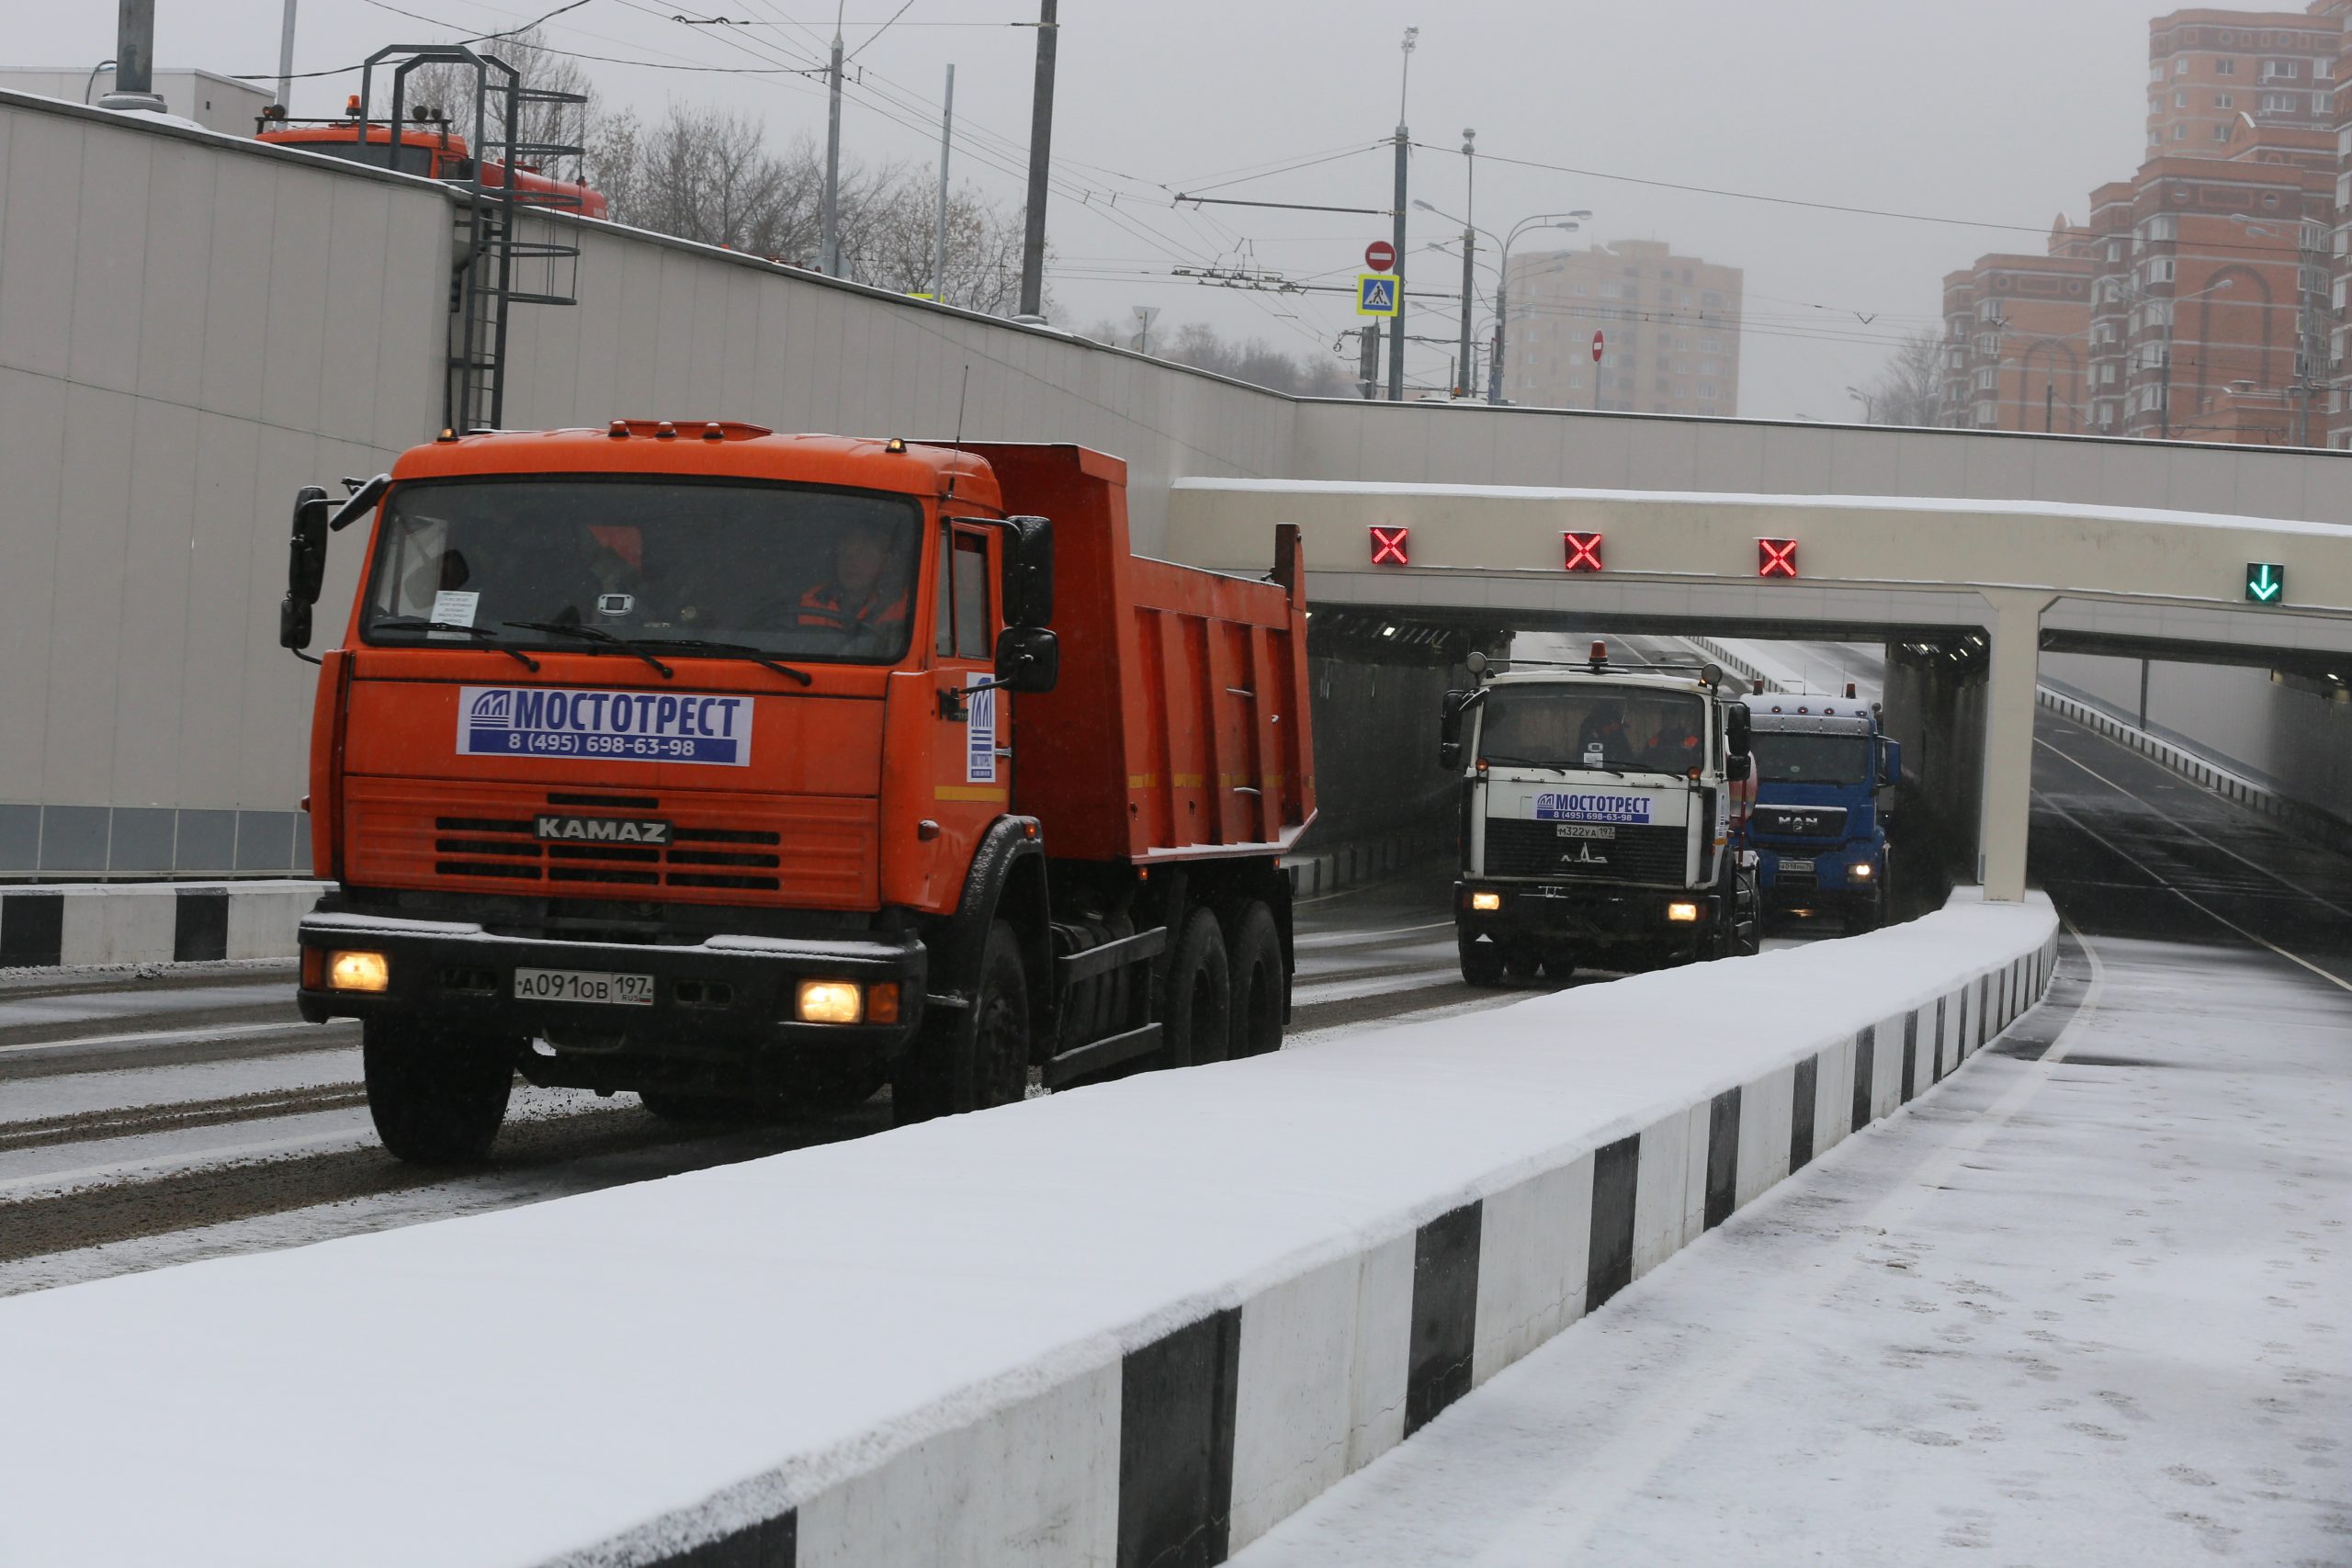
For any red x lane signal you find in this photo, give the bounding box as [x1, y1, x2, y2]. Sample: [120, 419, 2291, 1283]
[1758, 537, 1798, 579]
[1563, 531, 1603, 572]
[1369, 525, 1410, 566]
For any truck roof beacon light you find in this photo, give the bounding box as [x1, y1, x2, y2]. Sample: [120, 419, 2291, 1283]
[1369, 525, 1410, 566]
[1845, 682, 1857, 699]
[1758, 537, 1799, 579]
[1563, 531, 1603, 571]
[1588, 640, 1608, 671]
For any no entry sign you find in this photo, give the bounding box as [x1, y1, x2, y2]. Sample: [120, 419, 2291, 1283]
[1364, 239, 1396, 273]
[1591, 330, 1605, 363]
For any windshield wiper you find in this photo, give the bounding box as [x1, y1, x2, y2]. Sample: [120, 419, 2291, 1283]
[504, 620, 674, 679]
[1482, 752, 1623, 777]
[370, 617, 540, 671]
[628, 637, 814, 686]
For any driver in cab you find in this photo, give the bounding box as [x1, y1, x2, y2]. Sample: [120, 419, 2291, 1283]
[797, 521, 909, 654]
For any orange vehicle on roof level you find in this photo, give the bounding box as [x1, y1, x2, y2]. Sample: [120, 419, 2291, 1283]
[277, 425, 1313, 1161]
[255, 115, 609, 218]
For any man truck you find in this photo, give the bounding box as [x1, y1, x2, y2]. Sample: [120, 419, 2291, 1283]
[1442, 643, 1759, 983]
[278, 427, 1313, 1161]
[1741, 693, 1900, 931]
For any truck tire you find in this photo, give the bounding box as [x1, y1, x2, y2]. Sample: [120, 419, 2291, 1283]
[1227, 901, 1286, 1057]
[1163, 907, 1232, 1066]
[363, 1021, 515, 1165]
[1458, 930, 1506, 987]
[892, 920, 1029, 1125]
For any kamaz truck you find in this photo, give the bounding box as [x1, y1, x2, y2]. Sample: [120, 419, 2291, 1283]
[1741, 694, 1901, 931]
[277, 428, 1313, 1162]
[1442, 643, 1759, 983]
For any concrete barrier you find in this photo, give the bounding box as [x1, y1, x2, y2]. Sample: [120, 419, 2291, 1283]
[1282, 816, 1455, 898]
[0, 879, 322, 969]
[2037, 685, 2352, 858]
[0, 894, 2057, 1568]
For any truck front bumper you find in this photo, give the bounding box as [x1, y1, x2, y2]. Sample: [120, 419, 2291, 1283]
[296, 910, 927, 1071]
[1752, 843, 1881, 907]
[1454, 881, 1723, 944]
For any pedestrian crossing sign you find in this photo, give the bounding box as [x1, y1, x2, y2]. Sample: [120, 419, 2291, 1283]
[1356, 274, 1400, 316]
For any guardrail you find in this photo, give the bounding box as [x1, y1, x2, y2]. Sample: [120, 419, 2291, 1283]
[0, 880, 321, 969]
[0, 891, 2057, 1565]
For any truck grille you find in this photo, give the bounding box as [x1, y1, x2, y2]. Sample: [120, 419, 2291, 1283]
[345, 779, 875, 908]
[1750, 805, 1848, 841]
[1483, 820, 1689, 885]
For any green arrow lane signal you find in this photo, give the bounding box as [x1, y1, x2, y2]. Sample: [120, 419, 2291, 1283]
[2245, 562, 2285, 604]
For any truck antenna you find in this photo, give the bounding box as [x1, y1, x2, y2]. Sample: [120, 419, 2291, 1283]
[946, 364, 971, 499]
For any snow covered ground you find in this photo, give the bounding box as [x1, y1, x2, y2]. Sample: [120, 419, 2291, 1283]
[1230, 929, 2352, 1568]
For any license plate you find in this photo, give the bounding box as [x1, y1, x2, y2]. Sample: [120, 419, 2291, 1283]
[1779, 857, 1815, 873]
[513, 967, 656, 1006]
[1556, 823, 1616, 840]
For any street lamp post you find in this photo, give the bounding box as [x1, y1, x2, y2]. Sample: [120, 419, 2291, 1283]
[1454, 130, 1476, 398]
[1845, 385, 1874, 424]
[1415, 200, 1590, 404]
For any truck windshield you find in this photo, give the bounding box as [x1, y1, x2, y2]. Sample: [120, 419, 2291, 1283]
[361, 478, 922, 663]
[1479, 686, 1707, 772]
[1752, 733, 1871, 784]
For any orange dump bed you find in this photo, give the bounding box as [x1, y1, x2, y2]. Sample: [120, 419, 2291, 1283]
[971, 445, 1316, 866]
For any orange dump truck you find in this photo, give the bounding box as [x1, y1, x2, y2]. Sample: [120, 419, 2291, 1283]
[278, 428, 1314, 1160]
[254, 121, 609, 218]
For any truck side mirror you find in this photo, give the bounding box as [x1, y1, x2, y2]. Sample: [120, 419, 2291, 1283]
[279, 486, 332, 651]
[1879, 738, 1903, 788]
[1439, 688, 1470, 770]
[1725, 701, 1751, 755]
[993, 625, 1059, 693]
[1726, 752, 1751, 783]
[1001, 514, 1055, 627]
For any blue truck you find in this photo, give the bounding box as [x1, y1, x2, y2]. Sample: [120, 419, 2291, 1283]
[1739, 694, 1901, 931]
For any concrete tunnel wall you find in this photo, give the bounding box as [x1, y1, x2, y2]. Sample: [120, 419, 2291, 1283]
[9, 87, 2352, 880]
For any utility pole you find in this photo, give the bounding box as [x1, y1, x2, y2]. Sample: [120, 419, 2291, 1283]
[1454, 130, 1476, 398]
[274, 0, 298, 112]
[1388, 27, 1415, 400]
[1017, 0, 1059, 319]
[98, 0, 166, 112]
[932, 62, 955, 304]
[820, 4, 845, 276]
[1360, 322, 1382, 398]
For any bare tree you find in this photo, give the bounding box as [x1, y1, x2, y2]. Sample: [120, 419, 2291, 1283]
[839, 178, 1026, 315]
[1076, 318, 1351, 396]
[1859, 329, 1944, 426]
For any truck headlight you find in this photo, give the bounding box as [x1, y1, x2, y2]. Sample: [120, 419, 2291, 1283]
[1849, 863, 1874, 881]
[1667, 902, 1700, 923]
[1469, 891, 1502, 912]
[796, 979, 864, 1024]
[327, 950, 390, 992]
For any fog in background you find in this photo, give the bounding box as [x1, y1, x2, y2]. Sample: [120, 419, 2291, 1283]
[17, 0, 2163, 420]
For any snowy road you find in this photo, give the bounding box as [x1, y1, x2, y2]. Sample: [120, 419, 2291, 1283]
[1229, 703, 2352, 1564]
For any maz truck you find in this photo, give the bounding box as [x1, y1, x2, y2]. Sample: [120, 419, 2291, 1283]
[277, 427, 1313, 1161]
[1741, 693, 1901, 931]
[1441, 643, 1759, 983]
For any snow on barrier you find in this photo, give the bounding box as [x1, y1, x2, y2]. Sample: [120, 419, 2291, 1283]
[0, 894, 2057, 1568]
[0, 879, 322, 968]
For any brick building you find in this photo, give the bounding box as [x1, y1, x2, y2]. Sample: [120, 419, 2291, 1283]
[2145, 9, 2339, 155]
[1939, 221, 2097, 432]
[1498, 240, 1742, 416]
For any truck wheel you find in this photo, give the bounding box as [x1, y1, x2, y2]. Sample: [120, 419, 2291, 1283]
[1163, 907, 1233, 1066]
[1458, 930, 1506, 987]
[1227, 901, 1286, 1056]
[892, 920, 1029, 1125]
[1541, 946, 1577, 982]
[363, 1021, 514, 1165]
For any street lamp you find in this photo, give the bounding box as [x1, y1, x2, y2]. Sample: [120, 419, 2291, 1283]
[1845, 384, 1874, 424]
[1416, 199, 1591, 403]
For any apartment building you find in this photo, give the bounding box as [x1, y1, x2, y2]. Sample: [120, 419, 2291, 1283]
[1498, 240, 1742, 416]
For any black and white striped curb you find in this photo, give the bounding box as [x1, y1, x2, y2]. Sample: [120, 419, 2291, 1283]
[1283, 818, 1455, 898]
[0, 881, 321, 969]
[613, 931, 2061, 1568]
[2036, 686, 2352, 859]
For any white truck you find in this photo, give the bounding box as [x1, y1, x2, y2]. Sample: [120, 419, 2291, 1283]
[1440, 643, 1761, 983]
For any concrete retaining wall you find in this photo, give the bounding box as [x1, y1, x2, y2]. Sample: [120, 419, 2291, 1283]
[0, 895, 2057, 1566]
[0, 879, 319, 968]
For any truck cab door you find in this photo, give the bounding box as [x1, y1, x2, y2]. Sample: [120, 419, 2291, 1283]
[929, 522, 1010, 866]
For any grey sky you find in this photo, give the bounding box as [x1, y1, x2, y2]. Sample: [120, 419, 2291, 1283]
[23, 0, 2162, 419]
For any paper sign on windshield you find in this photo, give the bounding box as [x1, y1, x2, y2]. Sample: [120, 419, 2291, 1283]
[1534, 792, 1654, 826]
[458, 686, 753, 766]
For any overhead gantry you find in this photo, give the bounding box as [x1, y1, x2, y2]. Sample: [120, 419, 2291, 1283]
[1165, 479, 2352, 902]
